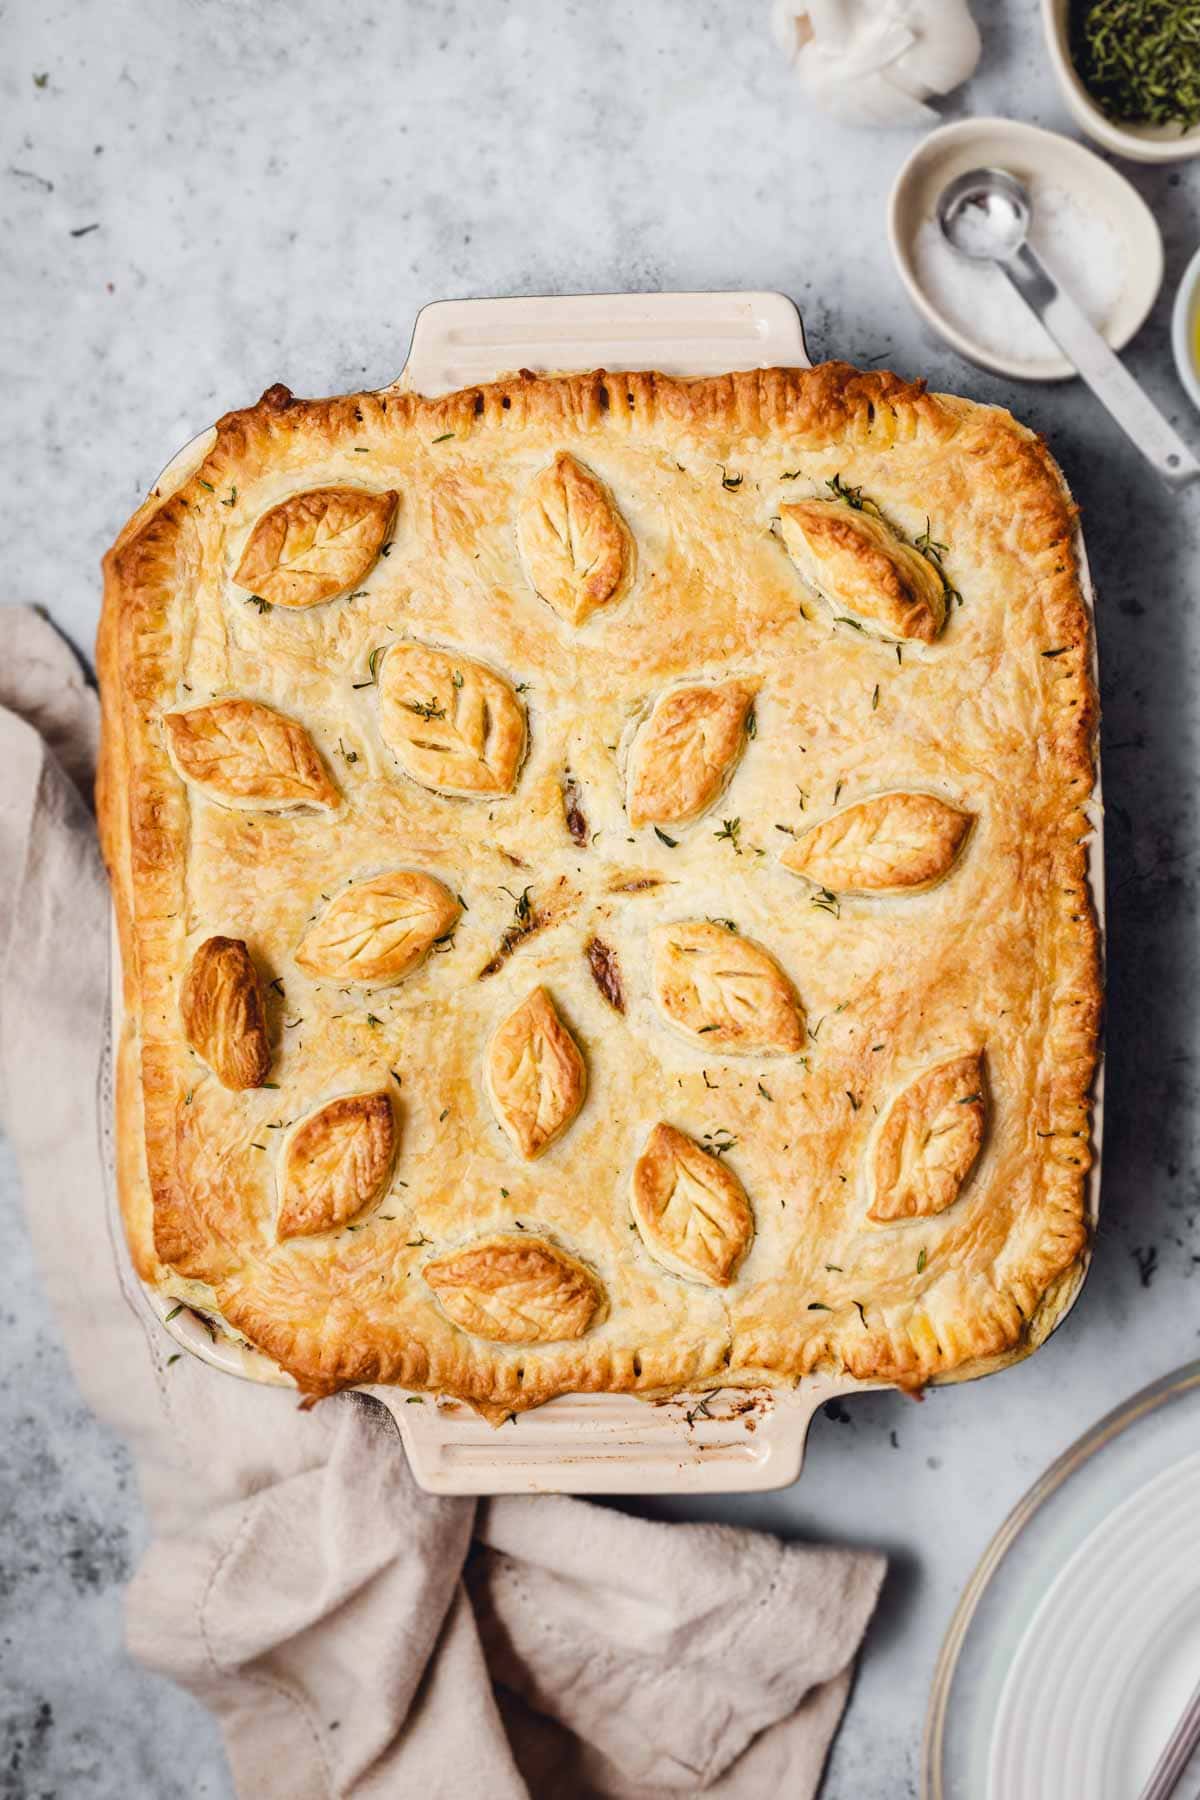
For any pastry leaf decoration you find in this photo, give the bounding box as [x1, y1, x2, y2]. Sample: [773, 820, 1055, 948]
[781, 792, 972, 895]
[424, 1233, 603, 1342]
[626, 680, 755, 829]
[779, 497, 948, 642]
[165, 699, 340, 811]
[233, 486, 397, 608]
[278, 1091, 396, 1239]
[296, 871, 460, 986]
[870, 1051, 987, 1222]
[516, 452, 634, 626]
[180, 936, 271, 1090]
[631, 1122, 754, 1287]
[652, 921, 804, 1054]
[377, 642, 526, 796]
[485, 987, 587, 1159]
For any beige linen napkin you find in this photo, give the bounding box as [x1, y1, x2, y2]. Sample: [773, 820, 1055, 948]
[0, 603, 885, 1800]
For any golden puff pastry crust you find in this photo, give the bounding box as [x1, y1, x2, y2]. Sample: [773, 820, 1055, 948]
[485, 986, 587, 1159]
[626, 680, 755, 829]
[233, 485, 397, 608]
[180, 936, 271, 1091]
[631, 1123, 755, 1288]
[651, 921, 804, 1054]
[98, 362, 1099, 1410]
[781, 792, 972, 896]
[516, 452, 634, 626]
[278, 1090, 397, 1239]
[165, 699, 340, 813]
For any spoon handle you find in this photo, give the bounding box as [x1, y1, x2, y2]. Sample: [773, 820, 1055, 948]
[1001, 241, 1200, 491]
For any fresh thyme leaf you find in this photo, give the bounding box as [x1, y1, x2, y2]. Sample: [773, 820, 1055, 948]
[781, 468, 803, 480]
[167, 1353, 182, 1366]
[745, 709, 757, 739]
[165, 1303, 184, 1322]
[708, 916, 738, 932]
[846, 1091, 861, 1111]
[338, 738, 358, 763]
[439, 1107, 449, 1122]
[452, 668, 463, 688]
[431, 432, 455, 444]
[810, 887, 841, 918]
[808, 1302, 831, 1312]
[775, 821, 797, 836]
[697, 1023, 719, 1033]
[197, 478, 214, 493]
[366, 1013, 383, 1027]
[367, 646, 387, 682]
[757, 1081, 773, 1101]
[853, 1301, 867, 1326]
[405, 1395, 425, 1404]
[825, 1263, 844, 1273]
[720, 466, 743, 490]
[714, 817, 742, 852]
[391, 1070, 403, 1087]
[835, 615, 866, 632]
[221, 484, 237, 507]
[353, 446, 370, 453]
[403, 696, 446, 720]
[654, 826, 678, 848]
[896, 644, 903, 665]
[957, 1092, 983, 1104]
[917, 1248, 927, 1273]
[871, 684, 880, 711]
[245, 595, 271, 614]
[1041, 647, 1069, 658]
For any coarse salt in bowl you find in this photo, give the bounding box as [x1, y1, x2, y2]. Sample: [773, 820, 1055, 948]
[889, 117, 1164, 382]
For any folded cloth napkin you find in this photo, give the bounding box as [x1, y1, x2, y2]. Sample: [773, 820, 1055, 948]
[0, 603, 885, 1800]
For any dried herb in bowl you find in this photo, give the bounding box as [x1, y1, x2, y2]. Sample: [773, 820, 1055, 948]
[1069, 0, 1200, 131]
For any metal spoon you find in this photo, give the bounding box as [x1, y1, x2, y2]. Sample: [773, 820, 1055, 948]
[937, 166, 1200, 491]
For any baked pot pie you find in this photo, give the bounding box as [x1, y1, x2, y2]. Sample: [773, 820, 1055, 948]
[98, 362, 1100, 1413]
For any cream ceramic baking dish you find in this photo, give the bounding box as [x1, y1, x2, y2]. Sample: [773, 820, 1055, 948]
[104, 289, 1105, 1495]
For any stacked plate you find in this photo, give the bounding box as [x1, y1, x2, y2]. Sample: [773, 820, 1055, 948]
[926, 1363, 1200, 1797]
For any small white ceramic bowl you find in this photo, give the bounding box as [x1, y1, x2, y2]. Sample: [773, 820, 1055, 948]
[1171, 247, 1200, 413]
[888, 116, 1163, 382]
[1042, 0, 1200, 164]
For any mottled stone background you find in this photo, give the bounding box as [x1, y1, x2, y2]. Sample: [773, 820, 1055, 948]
[3, 2, 1200, 1796]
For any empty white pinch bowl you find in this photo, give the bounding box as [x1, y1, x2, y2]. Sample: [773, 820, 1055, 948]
[1042, 0, 1200, 165]
[888, 116, 1164, 382]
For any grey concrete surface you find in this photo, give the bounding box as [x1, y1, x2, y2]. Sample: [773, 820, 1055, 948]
[3, 2, 1200, 1795]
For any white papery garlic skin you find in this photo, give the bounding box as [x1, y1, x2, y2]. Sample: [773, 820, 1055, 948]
[770, 0, 981, 127]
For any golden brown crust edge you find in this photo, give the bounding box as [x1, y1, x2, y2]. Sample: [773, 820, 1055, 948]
[97, 362, 1101, 1405]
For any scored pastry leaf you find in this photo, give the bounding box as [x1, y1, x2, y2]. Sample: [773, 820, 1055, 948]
[626, 680, 755, 828]
[296, 871, 460, 986]
[377, 641, 526, 796]
[277, 1091, 397, 1239]
[781, 792, 972, 895]
[516, 452, 634, 626]
[485, 987, 587, 1160]
[871, 1051, 988, 1222]
[423, 1233, 604, 1342]
[180, 935, 271, 1091]
[164, 699, 340, 811]
[631, 1122, 754, 1287]
[779, 498, 948, 642]
[233, 486, 397, 608]
[652, 921, 804, 1053]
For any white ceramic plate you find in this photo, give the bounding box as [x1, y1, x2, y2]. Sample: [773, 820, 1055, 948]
[924, 1361, 1200, 1798]
[888, 117, 1163, 382]
[990, 1453, 1200, 1797]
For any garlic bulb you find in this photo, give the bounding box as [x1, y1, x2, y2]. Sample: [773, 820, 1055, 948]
[770, 0, 981, 127]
